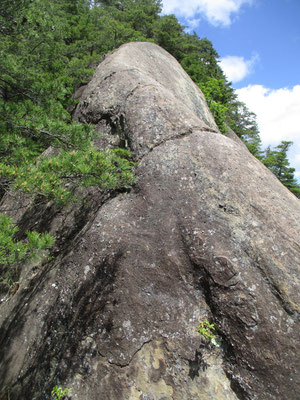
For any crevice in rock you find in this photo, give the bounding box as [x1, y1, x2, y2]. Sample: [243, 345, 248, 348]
[98, 113, 120, 136]
[102, 71, 116, 82]
[95, 112, 132, 152]
[225, 370, 252, 400]
[99, 339, 153, 369]
[118, 113, 132, 150]
[85, 108, 215, 161]
[135, 126, 217, 162]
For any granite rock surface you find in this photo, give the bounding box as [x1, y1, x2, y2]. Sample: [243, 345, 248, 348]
[0, 42, 300, 400]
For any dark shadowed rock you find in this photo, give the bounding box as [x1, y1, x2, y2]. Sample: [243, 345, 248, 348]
[0, 42, 300, 400]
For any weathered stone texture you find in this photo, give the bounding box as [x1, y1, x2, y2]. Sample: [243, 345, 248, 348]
[0, 42, 300, 400]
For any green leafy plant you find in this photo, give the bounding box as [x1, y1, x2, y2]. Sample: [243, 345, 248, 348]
[51, 386, 72, 400]
[0, 214, 55, 266]
[1, 146, 136, 205]
[198, 319, 220, 346]
[0, 214, 55, 290]
[0, 272, 17, 292]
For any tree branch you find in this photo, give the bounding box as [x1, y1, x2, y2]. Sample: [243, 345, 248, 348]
[11, 124, 76, 148]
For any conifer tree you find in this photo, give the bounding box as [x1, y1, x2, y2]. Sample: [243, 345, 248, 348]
[262, 141, 300, 197]
[0, 0, 135, 281]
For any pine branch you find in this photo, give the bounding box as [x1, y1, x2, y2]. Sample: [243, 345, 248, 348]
[0, 76, 37, 101]
[11, 124, 76, 148]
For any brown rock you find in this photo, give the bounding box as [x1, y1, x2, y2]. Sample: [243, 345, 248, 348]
[0, 42, 299, 400]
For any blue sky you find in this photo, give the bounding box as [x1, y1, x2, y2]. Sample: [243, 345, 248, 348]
[162, 0, 300, 182]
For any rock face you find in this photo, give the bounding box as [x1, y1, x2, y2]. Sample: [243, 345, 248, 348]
[1, 42, 300, 400]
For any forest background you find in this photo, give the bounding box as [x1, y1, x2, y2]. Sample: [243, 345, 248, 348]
[0, 0, 299, 287]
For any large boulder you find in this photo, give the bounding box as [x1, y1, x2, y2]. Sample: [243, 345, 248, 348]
[0, 42, 299, 400]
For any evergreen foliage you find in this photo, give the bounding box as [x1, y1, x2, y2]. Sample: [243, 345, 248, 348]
[262, 141, 300, 197]
[226, 100, 262, 157]
[1, 0, 299, 282]
[0, 214, 54, 266]
[0, 214, 55, 291]
[2, 147, 135, 204]
[0, 0, 136, 280]
[199, 78, 230, 134]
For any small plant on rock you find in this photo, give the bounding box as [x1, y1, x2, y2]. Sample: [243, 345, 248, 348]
[198, 319, 220, 346]
[51, 386, 71, 400]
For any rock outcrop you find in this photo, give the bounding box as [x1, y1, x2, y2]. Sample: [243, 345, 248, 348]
[1, 42, 300, 400]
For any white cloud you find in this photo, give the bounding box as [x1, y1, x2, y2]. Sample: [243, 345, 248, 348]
[236, 84, 300, 179]
[219, 54, 258, 83]
[185, 17, 202, 30]
[162, 0, 254, 27]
